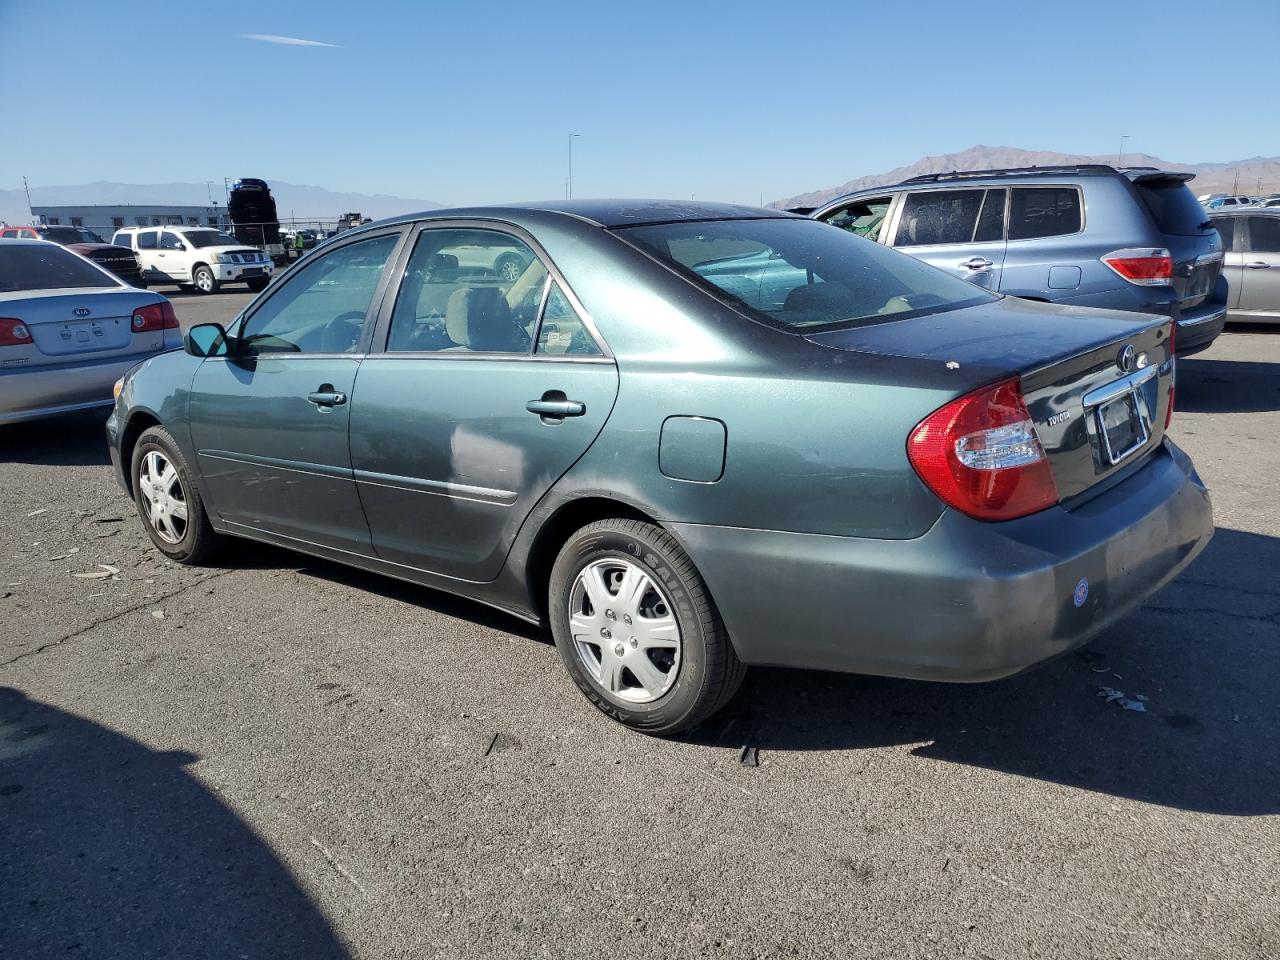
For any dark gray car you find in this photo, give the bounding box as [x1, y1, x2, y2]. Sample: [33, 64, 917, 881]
[106, 202, 1213, 734]
[1208, 207, 1280, 324]
[810, 165, 1227, 356]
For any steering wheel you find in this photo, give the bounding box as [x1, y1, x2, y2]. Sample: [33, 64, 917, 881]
[322, 311, 369, 353]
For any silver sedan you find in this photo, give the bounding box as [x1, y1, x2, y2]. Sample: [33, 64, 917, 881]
[0, 238, 182, 424]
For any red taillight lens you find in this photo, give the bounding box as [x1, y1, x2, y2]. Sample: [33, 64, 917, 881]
[908, 378, 1059, 522]
[1101, 248, 1173, 286]
[0, 318, 34, 346]
[131, 301, 179, 333]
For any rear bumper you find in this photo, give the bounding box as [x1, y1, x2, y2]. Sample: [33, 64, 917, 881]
[0, 353, 160, 425]
[1173, 299, 1227, 357]
[673, 440, 1212, 681]
[1053, 284, 1226, 357]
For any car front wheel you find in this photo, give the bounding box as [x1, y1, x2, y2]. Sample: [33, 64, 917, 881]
[131, 426, 220, 564]
[192, 265, 220, 295]
[548, 518, 746, 735]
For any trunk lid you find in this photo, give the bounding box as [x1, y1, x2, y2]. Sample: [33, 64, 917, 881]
[806, 297, 1175, 503]
[1, 288, 164, 367]
[1127, 171, 1224, 311]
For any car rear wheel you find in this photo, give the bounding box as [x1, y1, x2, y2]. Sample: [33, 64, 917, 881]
[548, 518, 746, 735]
[192, 265, 220, 295]
[131, 426, 220, 564]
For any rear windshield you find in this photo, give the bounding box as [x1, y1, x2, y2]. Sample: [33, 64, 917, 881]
[0, 245, 119, 293]
[1135, 179, 1212, 237]
[619, 217, 994, 332]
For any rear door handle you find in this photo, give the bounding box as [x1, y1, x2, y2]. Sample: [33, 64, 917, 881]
[307, 390, 347, 407]
[526, 399, 585, 418]
[1246, 261, 1271, 269]
[961, 257, 993, 271]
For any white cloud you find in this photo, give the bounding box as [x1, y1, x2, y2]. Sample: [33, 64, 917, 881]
[242, 34, 340, 48]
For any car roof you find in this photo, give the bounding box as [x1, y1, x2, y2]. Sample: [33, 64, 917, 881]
[1209, 206, 1280, 217]
[0, 236, 57, 245]
[360, 200, 799, 232]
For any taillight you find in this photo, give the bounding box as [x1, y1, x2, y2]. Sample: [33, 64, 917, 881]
[131, 301, 179, 333]
[0, 318, 33, 346]
[908, 378, 1059, 522]
[1101, 248, 1173, 286]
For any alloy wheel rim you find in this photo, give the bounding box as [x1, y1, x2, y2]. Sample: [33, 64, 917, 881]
[500, 261, 520, 281]
[138, 451, 189, 544]
[568, 558, 682, 703]
[196, 271, 212, 291]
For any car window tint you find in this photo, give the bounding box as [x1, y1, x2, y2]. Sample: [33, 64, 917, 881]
[387, 229, 544, 354]
[536, 281, 600, 356]
[238, 233, 399, 355]
[894, 190, 984, 247]
[973, 189, 1006, 243]
[1136, 180, 1212, 237]
[1009, 187, 1081, 241]
[137, 231, 158, 250]
[159, 232, 184, 251]
[1247, 217, 1280, 253]
[1212, 218, 1234, 250]
[0, 244, 119, 292]
[823, 197, 892, 242]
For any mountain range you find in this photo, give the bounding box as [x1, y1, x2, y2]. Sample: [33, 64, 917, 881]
[774, 145, 1280, 210]
[0, 180, 442, 228]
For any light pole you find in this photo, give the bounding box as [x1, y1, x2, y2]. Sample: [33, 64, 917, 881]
[1116, 135, 1129, 168]
[567, 133, 580, 199]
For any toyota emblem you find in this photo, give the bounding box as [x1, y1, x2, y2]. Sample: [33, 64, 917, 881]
[73, 307, 91, 318]
[1117, 344, 1135, 372]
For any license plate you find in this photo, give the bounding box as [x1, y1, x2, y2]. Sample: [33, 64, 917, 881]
[1187, 269, 1210, 297]
[241, 267, 264, 277]
[1097, 392, 1149, 465]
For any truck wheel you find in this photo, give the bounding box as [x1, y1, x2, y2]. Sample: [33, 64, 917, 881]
[548, 518, 746, 735]
[192, 266, 220, 295]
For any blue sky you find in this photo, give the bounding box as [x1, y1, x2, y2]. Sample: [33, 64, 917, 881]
[2, 0, 1277, 205]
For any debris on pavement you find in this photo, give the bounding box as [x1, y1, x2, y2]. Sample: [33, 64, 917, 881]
[26, 508, 47, 518]
[150, 610, 165, 620]
[1097, 686, 1149, 712]
[739, 745, 759, 767]
[47, 547, 81, 562]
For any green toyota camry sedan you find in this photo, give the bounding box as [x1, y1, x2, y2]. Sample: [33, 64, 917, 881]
[107, 201, 1213, 734]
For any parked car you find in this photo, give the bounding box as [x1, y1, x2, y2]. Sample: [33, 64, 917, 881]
[110, 226, 274, 294]
[106, 201, 1212, 734]
[810, 165, 1227, 356]
[1208, 207, 1280, 324]
[0, 224, 146, 288]
[1205, 195, 1253, 209]
[0, 238, 181, 424]
[1260, 198, 1280, 209]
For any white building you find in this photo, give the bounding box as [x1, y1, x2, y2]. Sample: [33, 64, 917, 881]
[31, 204, 231, 238]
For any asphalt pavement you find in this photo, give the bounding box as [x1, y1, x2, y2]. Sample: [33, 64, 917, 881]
[1, 294, 1277, 959]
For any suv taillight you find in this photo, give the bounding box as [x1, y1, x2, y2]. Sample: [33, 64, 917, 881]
[1101, 248, 1173, 286]
[131, 301, 179, 333]
[0, 318, 33, 346]
[908, 378, 1059, 522]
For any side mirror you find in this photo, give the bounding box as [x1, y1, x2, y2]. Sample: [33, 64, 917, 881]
[185, 323, 230, 358]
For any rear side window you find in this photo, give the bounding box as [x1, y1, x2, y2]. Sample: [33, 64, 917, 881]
[137, 231, 158, 250]
[1247, 217, 1280, 253]
[1009, 187, 1081, 240]
[1135, 179, 1213, 237]
[0, 244, 119, 292]
[1211, 218, 1234, 250]
[894, 190, 984, 247]
[973, 189, 1006, 243]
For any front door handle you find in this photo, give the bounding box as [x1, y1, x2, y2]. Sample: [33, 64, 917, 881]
[1246, 261, 1271, 269]
[526, 399, 585, 418]
[961, 257, 994, 271]
[307, 389, 347, 407]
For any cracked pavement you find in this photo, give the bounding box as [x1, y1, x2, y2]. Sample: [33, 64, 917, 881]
[1, 294, 1277, 959]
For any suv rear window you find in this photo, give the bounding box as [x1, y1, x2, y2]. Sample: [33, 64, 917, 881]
[1135, 179, 1212, 237]
[619, 217, 994, 332]
[0, 244, 119, 292]
[1009, 187, 1081, 240]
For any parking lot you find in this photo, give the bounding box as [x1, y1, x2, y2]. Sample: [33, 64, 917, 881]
[2, 289, 1277, 958]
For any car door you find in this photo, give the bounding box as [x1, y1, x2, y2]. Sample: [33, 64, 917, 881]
[1238, 216, 1280, 320]
[887, 187, 1007, 290]
[1211, 216, 1244, 311]
[156, 230, 191, 280]
[349, 223, 619, 581]
[186, 229, 405, 552]
[134, 230, 164, 279]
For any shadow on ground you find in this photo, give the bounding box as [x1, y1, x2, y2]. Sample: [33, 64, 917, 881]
[687, 526, 1280, 816]
[1, 409, 112, 467]
[0, 687, 348, 958]
[1178, 350, 1280, 414]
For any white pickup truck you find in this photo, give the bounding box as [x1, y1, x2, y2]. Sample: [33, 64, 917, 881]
[110, 226, 274, 294]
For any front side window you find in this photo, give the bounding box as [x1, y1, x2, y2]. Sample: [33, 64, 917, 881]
[1212, 218, 1235, 250]
[622, 217, 994, 332]
[137, 230, 158, 250]
[894, 190, 985, 247]
[0, 244, 121, 293]
[1247, 217, 1280, 253]
[822, 197, 892, 242]
[537, 281, 600, 356]
[159, 231, 184, 251]
[387, 229, 546, 354]
[1009, 187, 1082, 241]
[237, 233, 399, 354]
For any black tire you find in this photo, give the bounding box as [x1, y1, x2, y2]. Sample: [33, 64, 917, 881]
[494, 253, 524, 283]
[192, 265, 220, 295]
[548, 518, 746, 735]
[246, 277, 270, 293]
[130, 425, 221, 564]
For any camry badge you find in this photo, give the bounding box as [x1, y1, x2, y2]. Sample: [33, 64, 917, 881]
[73, 307, 91, 318]
[1117, 344, 1136, 372]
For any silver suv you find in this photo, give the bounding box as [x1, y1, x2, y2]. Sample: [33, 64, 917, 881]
[809, 165, 1227, 356]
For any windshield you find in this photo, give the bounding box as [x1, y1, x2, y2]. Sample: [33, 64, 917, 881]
[620, 217, 994, 332]
[0, 244, 120, 292]
[184, 230, 242, 248]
